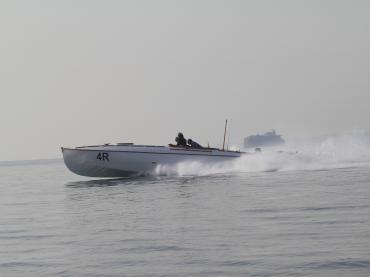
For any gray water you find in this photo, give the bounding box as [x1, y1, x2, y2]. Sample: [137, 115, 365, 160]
[1, 158, 370, 277]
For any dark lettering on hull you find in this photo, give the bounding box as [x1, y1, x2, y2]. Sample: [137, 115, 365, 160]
[102, 152, 109, 161]
[97, 152, 110, 161]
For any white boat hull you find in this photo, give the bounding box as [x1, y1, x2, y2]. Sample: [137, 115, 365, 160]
[62, 145, 242, 177]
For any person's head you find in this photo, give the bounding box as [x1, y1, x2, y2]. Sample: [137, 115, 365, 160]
[187, 139, 193, 144]
[178, 132, 184, 138]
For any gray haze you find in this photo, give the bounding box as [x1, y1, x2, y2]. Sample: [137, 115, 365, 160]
[1, 0, 369, 161]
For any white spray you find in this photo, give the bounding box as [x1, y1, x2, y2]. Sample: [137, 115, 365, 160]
[154, 131, 370, 177]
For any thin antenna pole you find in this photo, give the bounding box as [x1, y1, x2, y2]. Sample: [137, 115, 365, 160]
[222, 119, 228, 151]
[227, 119, 232, 150]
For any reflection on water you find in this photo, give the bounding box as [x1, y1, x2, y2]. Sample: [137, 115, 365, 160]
[64, 174, 209, 188]
[65, 177, 147, 188]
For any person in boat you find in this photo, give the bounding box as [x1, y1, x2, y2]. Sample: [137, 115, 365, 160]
[187, 139, 203, 149]
[175, 132, 187, 147]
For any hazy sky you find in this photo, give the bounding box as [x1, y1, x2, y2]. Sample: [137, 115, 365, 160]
[1, 0, 369, 160]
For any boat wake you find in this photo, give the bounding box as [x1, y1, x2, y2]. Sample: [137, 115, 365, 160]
[154, 131, 370, 177]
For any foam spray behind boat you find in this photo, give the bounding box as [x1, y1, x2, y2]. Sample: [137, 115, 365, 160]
[160, 131, 370, 177]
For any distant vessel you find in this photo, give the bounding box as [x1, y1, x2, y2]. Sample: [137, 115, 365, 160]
[244, 130, 285, 148]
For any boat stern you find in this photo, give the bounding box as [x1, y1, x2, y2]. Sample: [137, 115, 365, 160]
[61, 147, 137, 177]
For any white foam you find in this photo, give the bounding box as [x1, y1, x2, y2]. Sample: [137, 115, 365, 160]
[154, 131, 370, 177]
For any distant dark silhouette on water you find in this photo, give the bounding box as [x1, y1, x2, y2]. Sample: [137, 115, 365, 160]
[244, 130, 285, 148]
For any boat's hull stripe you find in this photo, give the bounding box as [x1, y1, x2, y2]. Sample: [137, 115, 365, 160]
[62, 148, 241, 158]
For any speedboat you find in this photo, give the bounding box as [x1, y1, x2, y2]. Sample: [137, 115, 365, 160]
[61, 143, 243, 177]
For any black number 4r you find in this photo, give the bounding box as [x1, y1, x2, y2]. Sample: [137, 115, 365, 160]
[97, 152, 109, 161]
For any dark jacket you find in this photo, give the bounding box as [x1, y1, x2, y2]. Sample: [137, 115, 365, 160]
[188, 139, 203, 149]
[176, 136, 187, 147]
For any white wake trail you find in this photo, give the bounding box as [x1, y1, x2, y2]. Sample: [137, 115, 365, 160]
[154, 132, 370, 177]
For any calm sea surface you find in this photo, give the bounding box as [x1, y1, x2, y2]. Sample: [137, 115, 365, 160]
[1, 160, 370, 277]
